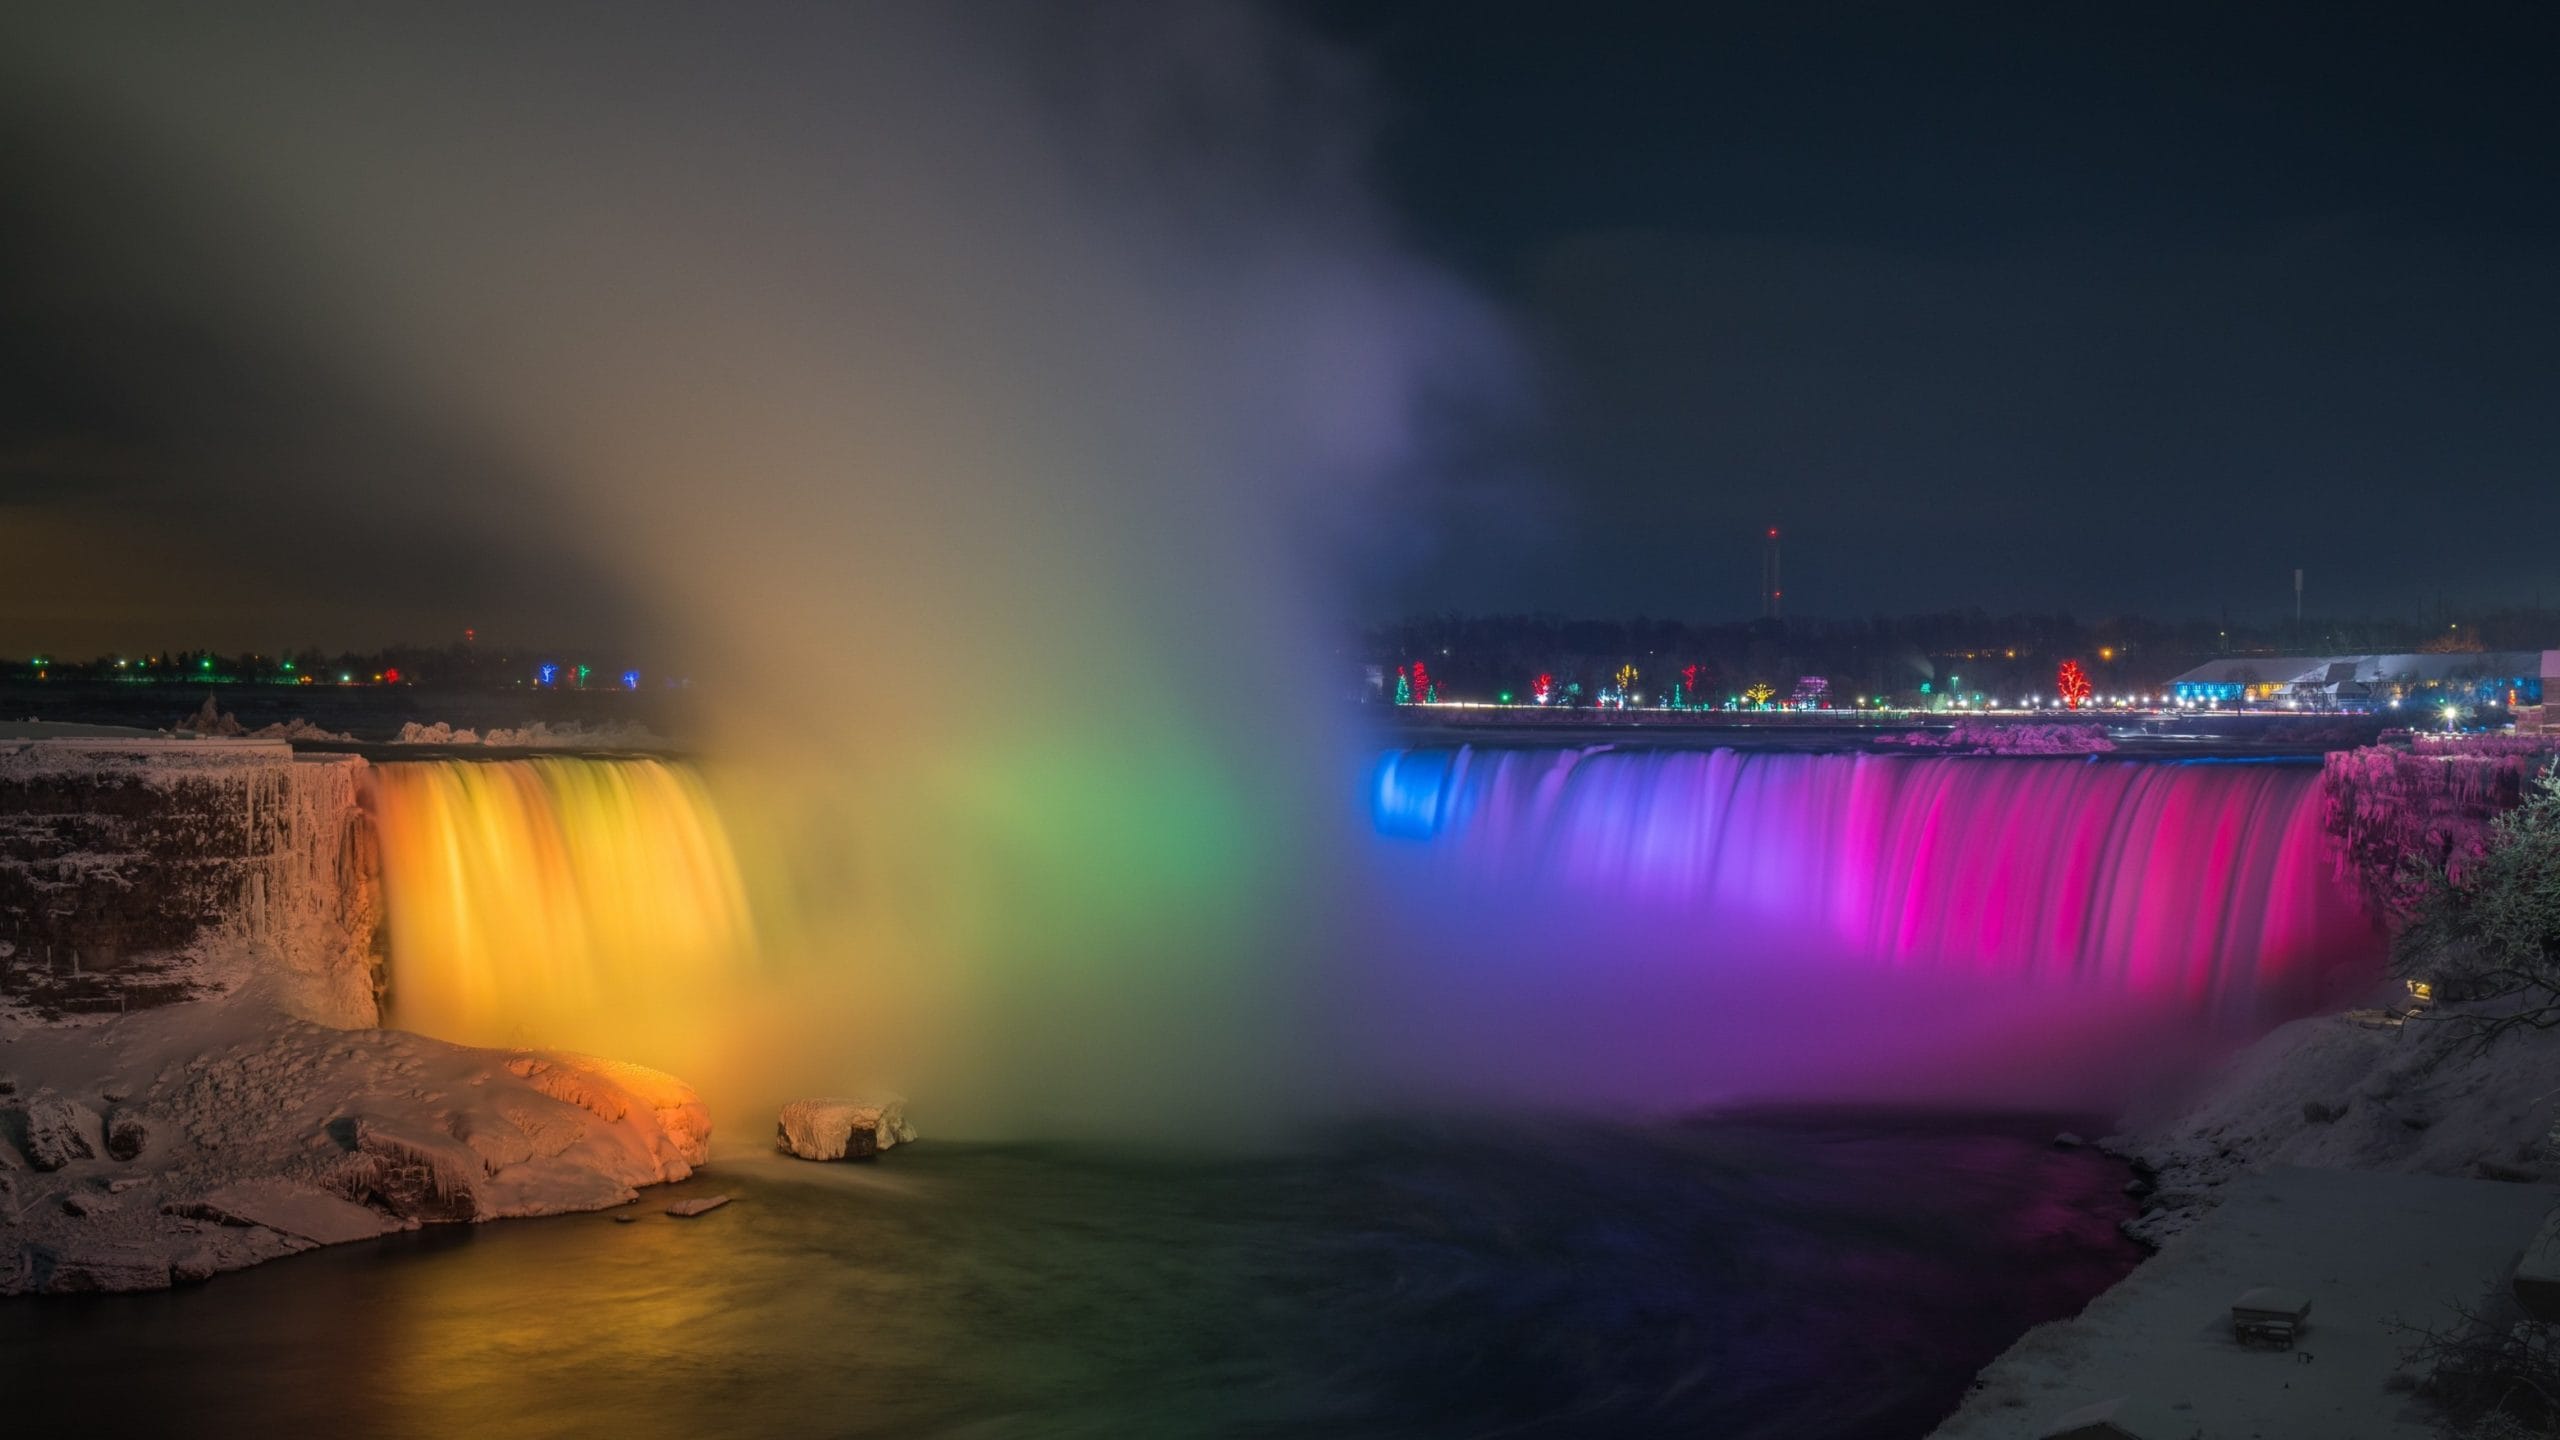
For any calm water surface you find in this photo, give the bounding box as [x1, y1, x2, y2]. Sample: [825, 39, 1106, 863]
[3, 1110, 2139, 1440]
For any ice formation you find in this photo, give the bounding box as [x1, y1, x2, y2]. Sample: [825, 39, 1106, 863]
[1, 739, 717, 1294]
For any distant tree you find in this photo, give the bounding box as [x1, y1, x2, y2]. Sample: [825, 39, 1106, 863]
[2422, 624, 2488, 655]
[2057, 659, 2093, 709]
[2397, 763, 2560, 1047]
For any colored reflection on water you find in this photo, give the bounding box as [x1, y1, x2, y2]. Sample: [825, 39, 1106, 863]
[0, 1114, 2141, 1440]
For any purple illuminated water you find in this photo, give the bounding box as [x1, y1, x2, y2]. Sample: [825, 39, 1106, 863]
[1356, 746, 2382, 1109]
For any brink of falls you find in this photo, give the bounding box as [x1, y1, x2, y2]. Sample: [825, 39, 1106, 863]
[1357, 746, 2383, 1109]
[367, 758, 755, 1060]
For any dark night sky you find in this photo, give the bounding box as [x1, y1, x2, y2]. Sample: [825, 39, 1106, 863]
[4, 3, 2557, 654]
[1306, 1, 2560, 623]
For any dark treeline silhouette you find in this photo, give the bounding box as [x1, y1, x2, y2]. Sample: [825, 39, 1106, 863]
[1359, 608, 2560, 706]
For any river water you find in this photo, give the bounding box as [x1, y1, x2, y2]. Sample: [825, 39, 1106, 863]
[3, 1110, 2138, 1439]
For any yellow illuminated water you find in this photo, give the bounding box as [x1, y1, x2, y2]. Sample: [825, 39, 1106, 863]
[369, 758, 757, 1066]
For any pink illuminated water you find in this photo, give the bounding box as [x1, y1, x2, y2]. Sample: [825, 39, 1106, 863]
[1358, 746, 2383, 1108]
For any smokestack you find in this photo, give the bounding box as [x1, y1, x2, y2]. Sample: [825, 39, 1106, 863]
[2294, 567, 2303, 625]
[1762, 527, 1782, 620]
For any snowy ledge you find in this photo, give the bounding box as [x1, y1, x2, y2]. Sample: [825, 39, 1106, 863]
[1, 984, 711, 1295]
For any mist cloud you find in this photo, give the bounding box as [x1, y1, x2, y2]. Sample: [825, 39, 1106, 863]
[3, 2, 1518, 1131]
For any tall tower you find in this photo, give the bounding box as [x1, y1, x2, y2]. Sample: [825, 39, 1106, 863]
[1761, 527, 1782, 620]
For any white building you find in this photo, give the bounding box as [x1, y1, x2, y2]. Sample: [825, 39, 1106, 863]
[2165, 650, 2550, 710]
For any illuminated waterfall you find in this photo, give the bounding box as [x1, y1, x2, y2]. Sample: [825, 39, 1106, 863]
[361, 745, 2383, 1120]
[368, 758, 755, 1059]
[1371, 747, 2379, 1024]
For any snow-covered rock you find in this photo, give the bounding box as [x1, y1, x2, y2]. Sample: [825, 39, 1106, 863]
[502, 1053, 714, 1178]
[392, 721, 481, 745]
[169, 699, 356, 745]
[777, 1097, 915, 1161]
[16, 1096, 102, 1170]
[343, 1117, 483, 1222]
[169, 1244, 219, 1284]
[28, 1240, 174, 1293]
[390, 720, 665, 750]
[0, 739, 380, 1029]
[2, 1006, 718, 1294]
[247, 718, 356, 743]
[103, 1106, 149, 1160]
[177, 696, 248, 738]
[181, 1178, 398, 1245]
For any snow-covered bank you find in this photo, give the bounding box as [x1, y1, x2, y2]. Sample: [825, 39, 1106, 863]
[2107, 1002, 2560, 1248]
[1931, 1003, 2560, 1437]
[1933, 1166, 2552, 1439]
[2, 978, 711, 1294]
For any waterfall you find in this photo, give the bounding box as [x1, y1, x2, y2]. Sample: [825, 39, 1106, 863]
[1363, 747, 2381, 1092]
[359, 745, 2383, 1117]
[1372, 746, 2376, 1015]
[367, 758, 755, 1057]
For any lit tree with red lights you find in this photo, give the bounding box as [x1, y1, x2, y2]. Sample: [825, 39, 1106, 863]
[1533, 672, 1554, 705]
[2057, 659, 2094, 709]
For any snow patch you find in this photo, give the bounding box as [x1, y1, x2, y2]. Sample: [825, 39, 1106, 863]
[392, 720, 665, 750]
[2, 995, 716, 1294]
